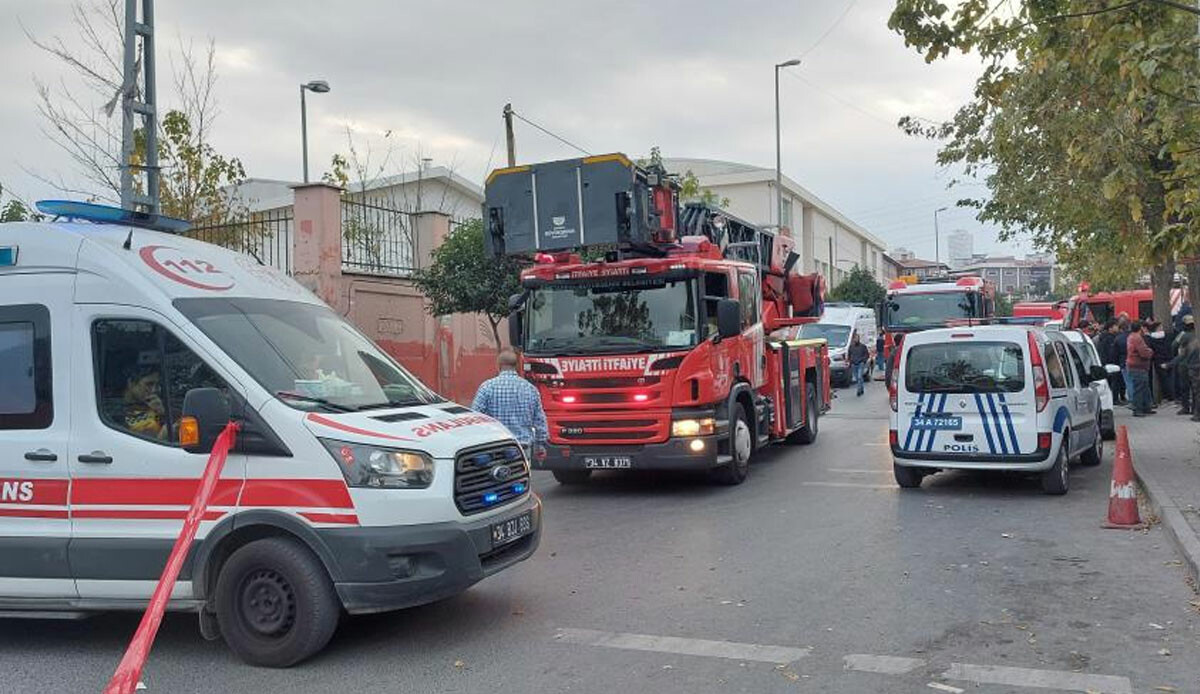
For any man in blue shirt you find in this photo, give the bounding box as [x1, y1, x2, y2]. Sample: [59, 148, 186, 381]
[472, 350, 548, 458]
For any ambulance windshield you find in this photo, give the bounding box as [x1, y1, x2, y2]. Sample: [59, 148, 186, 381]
[175, 298, 443, 411]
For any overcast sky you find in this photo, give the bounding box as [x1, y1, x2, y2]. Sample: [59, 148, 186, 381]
[1, 0, 1031, 260]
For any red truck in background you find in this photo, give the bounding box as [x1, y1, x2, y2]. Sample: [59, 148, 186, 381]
[880, 275, 997, 363]
[484, 153, 831, 486]
[1062, 286, 1187, 328]
[1012, 301, 1066, 323]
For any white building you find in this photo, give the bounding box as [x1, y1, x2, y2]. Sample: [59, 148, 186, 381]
[663, 158, 889, 286]
[946, 229, 974, 269]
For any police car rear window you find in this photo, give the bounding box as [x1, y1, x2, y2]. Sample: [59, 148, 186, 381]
[905, 341, 1025, 393]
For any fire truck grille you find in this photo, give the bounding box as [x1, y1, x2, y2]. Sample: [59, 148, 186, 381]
[563, 376, 661, 389]
[454, 443, 530, 516]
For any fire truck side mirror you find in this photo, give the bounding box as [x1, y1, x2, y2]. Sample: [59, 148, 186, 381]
[716, 298, 741, 340]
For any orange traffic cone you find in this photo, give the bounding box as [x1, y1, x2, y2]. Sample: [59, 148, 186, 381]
[1103, 425, 1144, 529]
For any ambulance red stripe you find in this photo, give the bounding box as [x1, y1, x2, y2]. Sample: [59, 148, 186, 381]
[70, 478, 354, 510]
[0, 508, 69, 519]
[72, 509, 226, 521]
[305, 412, 417, 442]
[0, 478, 69, 505]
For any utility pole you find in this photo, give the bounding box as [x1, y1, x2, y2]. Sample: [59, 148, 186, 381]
[503, 103, 516, 167]
[934, 206, 948, 266]
[774, 59, 800, 229]
[119, 0, 159, 214]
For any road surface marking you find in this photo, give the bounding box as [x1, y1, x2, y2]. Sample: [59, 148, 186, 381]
[927, 683, 963, 693]
[943, 663, 1132, 694]
[554, 628, 810, 664]
[801, 481, 895, 490]
[863, 442, 891, 447]
[827, 468, 892, 474]
[844, 654, 925, 674]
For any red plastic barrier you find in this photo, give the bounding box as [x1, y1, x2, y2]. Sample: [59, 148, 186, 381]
[104, 422, 240, 694]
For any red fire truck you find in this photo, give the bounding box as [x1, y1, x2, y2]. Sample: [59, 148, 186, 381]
[484, 153, 831, 486]
[1062, 286, 1187, 328]
[881, 275, 997, 363]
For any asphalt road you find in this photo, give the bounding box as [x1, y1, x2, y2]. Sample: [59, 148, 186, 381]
[4, 384, 1199, 693]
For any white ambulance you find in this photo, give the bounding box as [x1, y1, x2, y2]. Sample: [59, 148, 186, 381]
[889, 325, 1104, 494]
[0, 202, 541, 666]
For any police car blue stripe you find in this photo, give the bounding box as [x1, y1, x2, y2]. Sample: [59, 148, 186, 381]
[903, 393, 925, 451]
[913, 393, 928, 451]
[975, 393, 996, 454]
[986, 393, 1009, 454]
[999, 393, 1020, 454]
[925, 394, 947, 452]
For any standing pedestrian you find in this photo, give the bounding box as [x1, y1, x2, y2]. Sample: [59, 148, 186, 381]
[849, 332, 870, 397]
[1170, 315, 1196, 415]
[1126, 320, 1156, 417]
[1096, 319, 1123, 404]
[1114, 316, 1132, 406]
[875, 333, 886, 374]
[1146, 319, 1174, 404]
[472, 349, 548, 460]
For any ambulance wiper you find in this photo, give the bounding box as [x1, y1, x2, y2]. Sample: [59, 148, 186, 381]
[275, 391, 355, 412]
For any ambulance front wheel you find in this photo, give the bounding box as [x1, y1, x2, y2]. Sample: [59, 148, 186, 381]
[215, 536, 341, 667]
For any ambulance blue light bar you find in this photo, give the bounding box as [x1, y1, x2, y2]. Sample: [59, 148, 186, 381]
[35, 200, 191, 234]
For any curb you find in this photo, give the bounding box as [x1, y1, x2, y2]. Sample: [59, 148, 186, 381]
[1136, 466, 1200, 587]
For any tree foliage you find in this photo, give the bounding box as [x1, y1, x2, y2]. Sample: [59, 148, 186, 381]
[642, 147, 729, 208]
[828, 265, 886, 307]
[888, 0, 1200, 322]
[410, 218, 525, 347]
[0, 184, 42, 223]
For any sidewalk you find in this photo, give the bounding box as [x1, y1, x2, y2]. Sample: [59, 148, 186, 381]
[1120, 402, 1200, 585]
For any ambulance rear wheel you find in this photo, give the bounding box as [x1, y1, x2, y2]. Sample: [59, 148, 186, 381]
[893, 462, 924, 489]
[215, 536, 340, 668]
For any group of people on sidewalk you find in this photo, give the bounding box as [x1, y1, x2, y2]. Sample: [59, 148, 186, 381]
[1094, 311, 1200, 420]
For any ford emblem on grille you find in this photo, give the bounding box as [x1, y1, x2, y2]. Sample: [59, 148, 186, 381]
[491, 465, 513, 482]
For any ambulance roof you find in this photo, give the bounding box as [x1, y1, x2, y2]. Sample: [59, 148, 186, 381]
[0, 219, 322, 309]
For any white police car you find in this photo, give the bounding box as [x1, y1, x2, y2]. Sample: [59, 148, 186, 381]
[889, 325, 1104, 494]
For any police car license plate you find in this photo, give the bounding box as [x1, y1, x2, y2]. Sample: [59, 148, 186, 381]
[491, 511, 533, 547]
[912, 415, 962, 430]
[583, 456, 632, 469]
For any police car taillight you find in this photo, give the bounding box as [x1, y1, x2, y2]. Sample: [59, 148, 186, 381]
[888, 429, 898, 446]
[1037, 432, 1051, 450]
[1028, 331, 1049, 412]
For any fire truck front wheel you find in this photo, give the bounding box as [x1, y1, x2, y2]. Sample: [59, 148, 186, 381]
[710, 404, 751, 485]
[214, 536, 341, 668]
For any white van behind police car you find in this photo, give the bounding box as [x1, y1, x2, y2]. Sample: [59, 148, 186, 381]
[889, 325, 1104, 494]
[0, 202, 541, 666]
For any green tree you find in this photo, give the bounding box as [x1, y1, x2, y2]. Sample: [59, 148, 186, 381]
[828, 265, 886, 307]
[410, 218, 525, 347]
[642, 147, 729, 208]
[995, 292, 1014, 317]
[889, 0, 1200, 323]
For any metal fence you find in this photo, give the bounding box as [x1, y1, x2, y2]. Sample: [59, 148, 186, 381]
[341, 199, 417, 276]
[187, 207, 294, 274]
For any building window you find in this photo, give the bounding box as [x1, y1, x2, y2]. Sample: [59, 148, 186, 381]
[780, 197, 793, 230]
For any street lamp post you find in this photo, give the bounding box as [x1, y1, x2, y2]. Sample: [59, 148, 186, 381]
[300, 80, 331, 183]
[934, 206, 948, 266]
[775, 59, 801, 230]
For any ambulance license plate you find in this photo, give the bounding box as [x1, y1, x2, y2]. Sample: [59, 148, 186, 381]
[491, 511, 533, 547]
[583, 456, 632, 469]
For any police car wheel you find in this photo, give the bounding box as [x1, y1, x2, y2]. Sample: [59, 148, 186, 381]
[553, 469, 592, 485]
[893, 462, 924, 489]
[710, 405, 751, 485]
[215, 537, 340, 668]
[1079, 422, 1103, 467]
[1041, 435, 1070, 495]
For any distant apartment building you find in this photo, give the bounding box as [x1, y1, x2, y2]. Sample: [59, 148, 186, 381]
[895, 256, 952, 280]
[953, 255, 1055, 296]
[946, 229, 974, 269]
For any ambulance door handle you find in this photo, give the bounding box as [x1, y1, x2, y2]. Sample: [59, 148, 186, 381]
[78, 451, 113, 464]
[24, 449, 58, 462]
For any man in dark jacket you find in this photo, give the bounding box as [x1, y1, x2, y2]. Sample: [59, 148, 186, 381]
[1096, 319, 1122, 403]
[1114, 316, 1131, 406]
[849, 332, 870, 397]
[1146, 319, 1174, 403]
[1170, 315, 1196, 415]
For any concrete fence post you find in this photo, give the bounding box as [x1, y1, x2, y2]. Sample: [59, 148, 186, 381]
[414, 211, 452, 270]
[292, 183, 344, 311]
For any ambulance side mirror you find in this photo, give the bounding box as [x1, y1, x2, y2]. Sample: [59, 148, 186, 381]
[717, 298, 741, 340]
[181, 387, 231, 454]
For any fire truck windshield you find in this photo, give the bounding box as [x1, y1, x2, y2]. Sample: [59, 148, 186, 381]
[885, 291, 977, 329]
[525, 279, 699, 355]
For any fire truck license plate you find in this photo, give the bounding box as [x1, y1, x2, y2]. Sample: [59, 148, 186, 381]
[491, 511, 533, 546]
[583, 456, 632, 469]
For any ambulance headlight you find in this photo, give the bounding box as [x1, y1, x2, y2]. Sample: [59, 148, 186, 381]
[672, 417, 715, 437]
[320, 439, 434, 489]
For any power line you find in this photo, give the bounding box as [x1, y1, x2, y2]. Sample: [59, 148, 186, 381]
[509, 109, 592, 157]
[781, 70, 898, 129]
[798, 0, 860, 59]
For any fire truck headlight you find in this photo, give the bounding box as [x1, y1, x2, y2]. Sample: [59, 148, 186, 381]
[672, 417, 715, 437]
